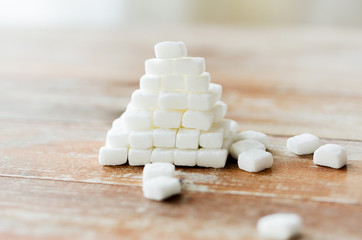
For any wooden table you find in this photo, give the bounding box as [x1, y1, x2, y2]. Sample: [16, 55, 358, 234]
[0, 25, 361, 240]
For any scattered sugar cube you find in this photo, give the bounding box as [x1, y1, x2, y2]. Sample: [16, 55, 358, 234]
[222, 137, 234, 152]
[154, 41, 187, 59]
[173, 57, 205, 75]
[151, 148, 175, 163]
[199, 127, 224, 149]
[99, 146, 128, 166]
[174, 149, 197, 166]
[182, 110, 214, 131]
[234, 130, 268, 147]
[124, 110, 153, 131]
[238, 149, 273, 172]
[153, 109, 183, 129]
[185, 72, 210, 92]
[257, 213, 303, 240]
[212, 101, 228, 122]
[188, 92, 217, 111]
[143, 176, 181, 201]
[145, 58, 173, 75]
[176, 128, 200, 149]
[159, 91, 187, 110]
[140, 74, 162, 91]
[209, 83, 222, 101]
[131, 90, 158, 109]
[128, 148, 152, 166]
[313, 144, 347, 169]
[129, 130, 153, 149]
[153, 128, 177, 148]
[162, 74, 185, 91]
[287, 133, 322, 155]
[197, 149, 228, 168]
[143, 162, 175, 181]
[230, 139, 266, 159]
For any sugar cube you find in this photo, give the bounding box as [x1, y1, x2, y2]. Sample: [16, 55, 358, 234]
[112, 115, 126, 129]
[151, 148, 175, 163]
[162, 74, 185, 91]
[143, 176, 181, 201]
[143, 162, 175, 181]
[212, 101, 228, 122]
[173, 57, 205, 75]
[140, 74, 162, 91]
[257, 213, 303, 240]
[287, 133, 322, 155]
[214, 119, 234, 138]
[234, 130, 268, 147]
[238, 149, 273, 172]
[209, 83, 222, 101]
[222, 137, 234, 152]
[153, 128, 177, 148]
[176, 128, 200, 149]
[182, 110, 214, 131]
[128, 148, 152, 166]
[185, 72, 210, 92]
[145, 58, 172, 75]
[197, 149, 228, 168]
[199, 127, 224, 149]
[153, 109, 183, 129]
[159, 91, 187, 110]
[124, 110, 153, 131]
[129, 130, 153, 149]
[154, 41, 187, 59]
[188, 92, 217, 111]
[99, 146, 128, 166]
[131, 90, 158, 109]
[106, 129, 129, 148]
[313, 144, 347, 169]
[230, 139, 266, 159]
[174, 149, 197, 166]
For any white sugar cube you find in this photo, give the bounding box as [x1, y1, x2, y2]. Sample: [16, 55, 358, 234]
[174, 149, 197, 166]
[99, 146, 128, 166]
[188, 92, 217, 111]
[212, 101, 228, 122]
[197, 149, 228, 168]
[238, 149, 273, 172]
[129, 130, 153, 149]
[145, 58, 172, 75]
[176, 128, 200, 149]
[131, 90, 158, 109]
[153, 109, 183, 129]
[222, 137, 234, 152]
[313, 144, 347, 169]
[154, 41, 187, 59]
[230, 139, 266, 159]
[143, 176, 181, 201]
[162, 74, 185, 91]
[214, 119, 234, 138]
[151, 148, 175, 163]
[234, 130, 268, 147]
[257, 213, 303, 240]
[159, 91, 187, 110]
[209, 83, 222, 101]
[128, 148, 152, 166]
[199, 127, 224, 149]
[124, 110, 153, 131]
[153, 128, 177, 148]
[287, 133, 322, 155]
[106, 129, 129, 148]
[173, 57, 205, 75]
[182, 110, 214, 131]
[143, 162, 175, 181]
[140, 74, 162, 91]
[112, 114, 126, 129]
[185, 72, 210, 92]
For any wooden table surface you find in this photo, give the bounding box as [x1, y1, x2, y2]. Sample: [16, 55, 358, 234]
[0, 25, 361, 240]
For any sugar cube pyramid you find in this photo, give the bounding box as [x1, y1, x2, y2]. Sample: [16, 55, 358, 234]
[99, 41, 238, 168]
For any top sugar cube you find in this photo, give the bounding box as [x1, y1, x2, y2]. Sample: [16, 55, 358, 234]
[154, 41, 187, 59]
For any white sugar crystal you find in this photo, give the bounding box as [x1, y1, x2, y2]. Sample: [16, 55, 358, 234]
[131, 90, 158, 109]
[182, 110, 214, 131]
[174, 149, 197, 166]
[129, 130, 153, 149]
[145, 58, 173, 75]
[313, 144, 347, 169]
[230, 139, 266, 159]
[212, 101, 227, 122]
[199, 127, 224, 149]
[209, 83, 222, 101]
[99, 146, 128, 166]
[188, 92, 217, 111]
[153, 109, 183, 129]
[140, 74, 162, 91]
[106, 129, 129, 148]
[238, 149, 273, 172]
[287, 133, 322, 155]
[185, 72, 210, 92]
[234, 130, 268, 147]
[159, 91, 187, 110]
[151, 148, 175, 163]
[143, 176, 181, 201]
[176, 128, 200, 149]
[124, 110, 153, 131]
[197, 149, 228, 168]
[162, 74, 185, 91]
[222, 137, 234, 152]
[257, 213, 303, 239]
[128, 148, 152, 166]
[143, 162, 175, 181]
[154, 41, 187, 59]
[153, 128, 177, 148]
[173, 57, 205, 75]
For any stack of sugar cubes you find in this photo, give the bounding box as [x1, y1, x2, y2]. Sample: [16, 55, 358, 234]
[99, 41, 237, 168]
